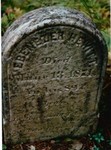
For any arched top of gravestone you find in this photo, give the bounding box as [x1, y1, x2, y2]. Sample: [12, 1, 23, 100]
[2, 7, 107, 59]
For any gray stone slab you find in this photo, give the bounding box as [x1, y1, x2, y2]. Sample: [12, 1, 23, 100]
[2, 7, 107, 144]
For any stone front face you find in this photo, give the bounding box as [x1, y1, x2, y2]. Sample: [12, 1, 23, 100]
[2, 7, 107, 144]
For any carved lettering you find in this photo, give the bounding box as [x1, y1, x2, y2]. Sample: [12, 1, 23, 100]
[9, 27, 99, 132]
[51, 71, 64, 79]
[41, 57, 52, 64]
[41, 56, 71, 65]
[13, 62, 23, 69]
[15, 55, 25, 62]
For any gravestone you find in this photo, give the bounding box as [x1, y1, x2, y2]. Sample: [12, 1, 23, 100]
[2, 7, 107, 144]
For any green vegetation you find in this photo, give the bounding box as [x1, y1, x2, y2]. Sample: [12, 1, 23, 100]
[2, 144, 7, 150]
[2, 0, 110, 50]
[2, 0, 110, 49]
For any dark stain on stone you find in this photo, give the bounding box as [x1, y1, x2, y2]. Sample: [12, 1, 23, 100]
[23, 102, 28, 112]
[18, 131, 24, 140]
[84, 92, 91, 113]
[37, 92, 45, 123]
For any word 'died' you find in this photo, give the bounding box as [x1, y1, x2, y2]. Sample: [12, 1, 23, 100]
[12, 27, 84, 71]
[41, 56, 71, 65]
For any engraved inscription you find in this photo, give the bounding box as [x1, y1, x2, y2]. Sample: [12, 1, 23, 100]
[12, 28, 85, 71]
[41, 56, 71, 65]
[9, 27, 99, 120]
[10, 67, 98, 82]
[6, 26, 101, 143]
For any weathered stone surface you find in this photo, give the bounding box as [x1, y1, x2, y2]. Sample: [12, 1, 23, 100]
[2, 7, 107, 144]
